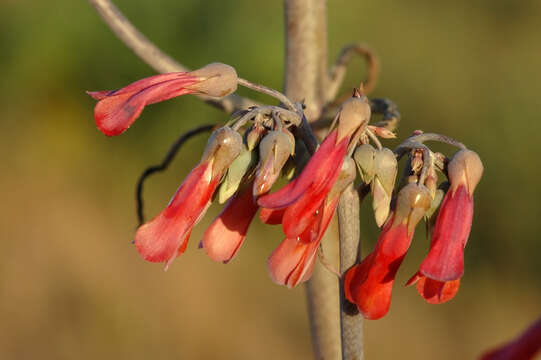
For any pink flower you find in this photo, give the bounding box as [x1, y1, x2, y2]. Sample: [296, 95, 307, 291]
[266, 193, 338, 288]
[135, 161, 218, 267]
[257, 129, 348, 238]
[409, 150, 483, 304]
[87, 63, 237, 136]
[201, 182, 259, 263]
[266, 158, 357, 288]
[480, 317, 541, 360]
[134, 127, 243, 268]
[344, 184, 431, 319]
[258, 96, 370, 240]
[418, 184, 473, 281]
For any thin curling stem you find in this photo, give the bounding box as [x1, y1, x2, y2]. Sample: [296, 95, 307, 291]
[135, 124, 215, 226]
[237, 77, 297, 111]
[318, 246, 341, 278]
[327, 43, 380, 102]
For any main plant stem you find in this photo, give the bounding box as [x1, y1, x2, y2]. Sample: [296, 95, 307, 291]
[284, 1, 363, 359]
[338, 185, 363, 360]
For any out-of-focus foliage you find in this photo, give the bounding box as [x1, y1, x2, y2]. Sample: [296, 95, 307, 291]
[0, 0, 540, 359]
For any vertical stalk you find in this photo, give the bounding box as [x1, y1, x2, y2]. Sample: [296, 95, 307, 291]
[338, 185, 363, 360]
[284, 1, 341, 359]
[284, 0, 328, 122]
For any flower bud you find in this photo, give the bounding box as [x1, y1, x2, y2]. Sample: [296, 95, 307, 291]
[368, 125, 396, 139]
[410, 150, 424, 174]
[447, 149, 483, 196]
[425, 188, 445, 219]
[371, 148, 398, 227]
[393, 183, 432, 234]
[328, 157, 357, 199]
[188, 63, 238, 97]
[424, 169, 438, 200]
[246, 124, 266, 151]
[253, 130, 295, 196]
[353, 144, 376, 184]
[217, 148, 257, 204]
[201, 127, 243, 176]
[336, 97, 371, 142]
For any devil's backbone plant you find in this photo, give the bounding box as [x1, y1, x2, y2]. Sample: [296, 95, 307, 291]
[88, 60, 484, 322]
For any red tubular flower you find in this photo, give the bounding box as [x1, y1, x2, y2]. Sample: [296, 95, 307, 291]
[267, 158, 357, 288]
[134, 127, 243, 268]
[267, 198, 336, 288]
[135, 161, 219, 267]
[418, 150, 483, 283]
[480, 317, 541, 360]
[252, 130, 295, 196]
[201, 182, 259, 263]
[344, 220, 410, 320]
[87, 63, 238, 136]
[345, 184, 431, 319]
[258, 96, 370, 239]
[405, 272, 460, 304]
[259, 207, 286, 225]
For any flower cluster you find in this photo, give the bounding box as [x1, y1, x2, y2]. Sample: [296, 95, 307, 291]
[88, 63, 484, 318]
[345, 146, 483, 319]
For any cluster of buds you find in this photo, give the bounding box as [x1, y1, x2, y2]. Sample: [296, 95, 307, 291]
[88, 63, 484, 314]
[133, 104, 303, 268]
[345, 133, 484, 319]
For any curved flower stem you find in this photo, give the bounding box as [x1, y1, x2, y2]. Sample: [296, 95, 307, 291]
[87, 0, 258, 114]
[327, 43, 380, 103]
[370, 98, 401, 131]
[404, 132, 467, 150]
[338, 184, 364, 360]
[365, 127, 383, 150]
[237, 78, 296, 111]
[318, 246, 341, 278]
[135, 124, 216, 226]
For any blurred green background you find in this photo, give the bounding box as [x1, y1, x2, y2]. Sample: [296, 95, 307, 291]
[1, 0, 540, 359]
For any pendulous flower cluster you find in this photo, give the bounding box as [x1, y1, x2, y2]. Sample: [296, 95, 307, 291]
[88, 62, 484, 319]
[345, 145, 483, 319]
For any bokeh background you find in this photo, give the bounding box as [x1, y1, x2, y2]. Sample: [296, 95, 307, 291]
[1, 0, 540, 359]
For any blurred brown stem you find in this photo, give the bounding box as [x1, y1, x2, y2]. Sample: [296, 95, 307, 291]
[327, 44, 380, 103]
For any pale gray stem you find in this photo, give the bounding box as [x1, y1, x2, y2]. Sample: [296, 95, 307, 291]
[87, 0, 257, 114]
[404, 132, 467, 150]
[284, 0, 328, 122]
[284, 1, 343, 359]
[338, 184, 363, 360]
[237, 78, 296, 111]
